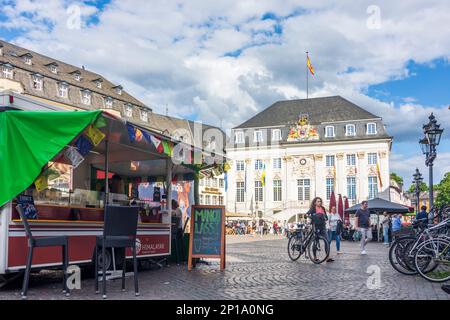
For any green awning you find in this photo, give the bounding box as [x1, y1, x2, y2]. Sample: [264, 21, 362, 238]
[0, 110, 101, 206]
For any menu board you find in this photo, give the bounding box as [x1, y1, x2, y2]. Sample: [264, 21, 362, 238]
[188, 205, 225, 271]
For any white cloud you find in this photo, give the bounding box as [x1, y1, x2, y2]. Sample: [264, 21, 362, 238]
[1, 0, 450, 179]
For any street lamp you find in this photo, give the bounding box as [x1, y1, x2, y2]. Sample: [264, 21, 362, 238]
[412, 168, 423, 214]
[420, 113, 444, 209]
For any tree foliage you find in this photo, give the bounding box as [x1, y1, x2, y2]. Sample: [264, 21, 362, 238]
[390, 172, 404, 186]
[407, 182, 428, 194]
[435, 172, 450, 208]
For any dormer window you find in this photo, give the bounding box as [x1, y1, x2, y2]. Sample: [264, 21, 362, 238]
[45, 63, 58, 74]
[69, 70, 81, 81]
[140, 109, 148, 122]
[1, 63, 13, 79]
[93, 79, 102, 89]
[325, 126, 335, 137]
[272, 129, 282, 141]
[104, 96, 113, 109]
[367, 123, 377, 135]
[124, 104, 133, 117]
[57, 82, 69, 98]
[235, 131, 244, 144]
[0, 44, 3, 56]
[31, 74, 43, 91]
[345, 124, 356, 136]
[81, 90, 91, 105]
[114, 85, 123, 95]
[22, 53, 32, 65]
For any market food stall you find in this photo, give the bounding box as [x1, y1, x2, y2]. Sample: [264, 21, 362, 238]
[0, 109, 225, 281]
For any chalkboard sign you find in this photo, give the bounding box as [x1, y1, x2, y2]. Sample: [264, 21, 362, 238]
[188, 205, 225, 271]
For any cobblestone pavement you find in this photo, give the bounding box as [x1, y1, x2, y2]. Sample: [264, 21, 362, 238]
[0, 236, 448, 300]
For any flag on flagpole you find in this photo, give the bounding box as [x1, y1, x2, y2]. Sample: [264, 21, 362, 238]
[376, 162, 383, 188]
[261, 164, 266, 186]
[307, 53, 315, 76]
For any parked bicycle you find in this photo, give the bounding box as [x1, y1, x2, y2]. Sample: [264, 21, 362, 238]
[287, 222, 330, 264]
[388, 205, 450, 278]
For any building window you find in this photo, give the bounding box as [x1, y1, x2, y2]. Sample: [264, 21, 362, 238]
[345, 124, 356, 136]
[236, 160, 245, 171]
[74, 73, 81, 81]
[235, 131, 244, 144]
[297, 179, 310, 201]
[219, 196, 224, 205]
[347, 177, 356, 200]
[199, 178, 204, 187]
[272, 129, 281, 141]
[212, 196, 217, 205]
[325, 126, 335, 137]
[199, 195, 204, 204]
[254, 130, 263, 143]
[104, 96, 113, 109]
[212, 178, 218, 188]
[346, 154, 356, 166]
[326, 178, 334, 200]
[205, 195, 211, 205]
[124, 104, 133, 117]
[81, 90, 91, 105]
[255, 159, 263, 170]
[368, 153, 377, 165]
[95, 80, 102, 88]
[2, 64, 13, 79]
[115, 86, 122, 95]
[57, 82, 68, 98]
[273, 179, 282, 202]
[367, 123, 377, 135]
[326, 155, 335, 167]
[32, 74, 43, 91]
[24, 55, 32, 65]
[273, 158, 281, 169]
[368, 176, 378, 199]
[205, 178, 211, 187]
[140, 109, 148, 122]
[50, 65, 57, 74]
[219, 179, 224, 188]
[255, 181, 263, 202]
[236, 181, 245, 203]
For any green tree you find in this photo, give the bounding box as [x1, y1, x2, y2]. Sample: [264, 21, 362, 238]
[390, 172, 404, 186]
[407, 182, 428, 194]
[435, 172, 450, 208]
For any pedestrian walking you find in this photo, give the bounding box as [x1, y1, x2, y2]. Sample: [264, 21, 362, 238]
[306, 197, 333, 262]
[355, 200, 372, 255]
[327, 206, 342, 255]
[380, 211, 390, 245]
[258, 219, 264, 238]
[391, 214, 402, 240]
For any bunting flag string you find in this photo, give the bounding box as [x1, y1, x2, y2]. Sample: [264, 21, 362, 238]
[75, 135, 94, 156]
[86, 125, 106, 146]
[34, 174, 48, 192]
[64, 146, 84, 169]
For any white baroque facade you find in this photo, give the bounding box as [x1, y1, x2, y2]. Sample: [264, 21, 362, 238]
[225, 96, 392, 223]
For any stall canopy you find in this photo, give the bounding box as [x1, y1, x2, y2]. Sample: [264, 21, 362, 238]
[0, 110, 101, 206]
[345, 197, 410, 214]
[0, 109, 227, 207]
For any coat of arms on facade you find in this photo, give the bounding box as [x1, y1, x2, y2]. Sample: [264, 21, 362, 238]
[287, 114, 319, 142]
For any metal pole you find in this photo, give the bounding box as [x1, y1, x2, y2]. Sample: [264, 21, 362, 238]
[104, 139, 109, 205]
[429, 164, 433, 209]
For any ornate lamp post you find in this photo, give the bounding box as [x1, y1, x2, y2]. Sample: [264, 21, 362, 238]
[412, 168, 423, 214]
[420, 113, 444, 209]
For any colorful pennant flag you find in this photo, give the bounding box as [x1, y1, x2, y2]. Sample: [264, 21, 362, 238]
[149, 134, 164, 153]
[162, 140, 174, 157]
[223, 161, 231, 173]
[94, 115, 107, 128]
[135, 128, 143, 142]
[64, 147, 84, 169]
[86, 125, 106, 146]
[34, 174, 48, 192]
[75, 135, 94, 156]
[127, 124, 136, 142]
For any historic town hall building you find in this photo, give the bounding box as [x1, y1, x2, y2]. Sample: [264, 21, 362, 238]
[225, 96, 392, 222]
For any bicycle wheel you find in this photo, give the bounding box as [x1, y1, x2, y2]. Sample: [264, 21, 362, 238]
[388, 236, 417, 275]
[287, 234, 303, 261]
[414, 238, 450, 282]
[307, 235, 329, 264]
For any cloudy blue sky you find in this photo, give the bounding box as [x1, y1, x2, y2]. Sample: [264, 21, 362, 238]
[1, 0, 449, 188]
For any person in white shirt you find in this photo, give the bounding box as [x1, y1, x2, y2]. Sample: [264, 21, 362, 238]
[328, 206, 342, 255]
